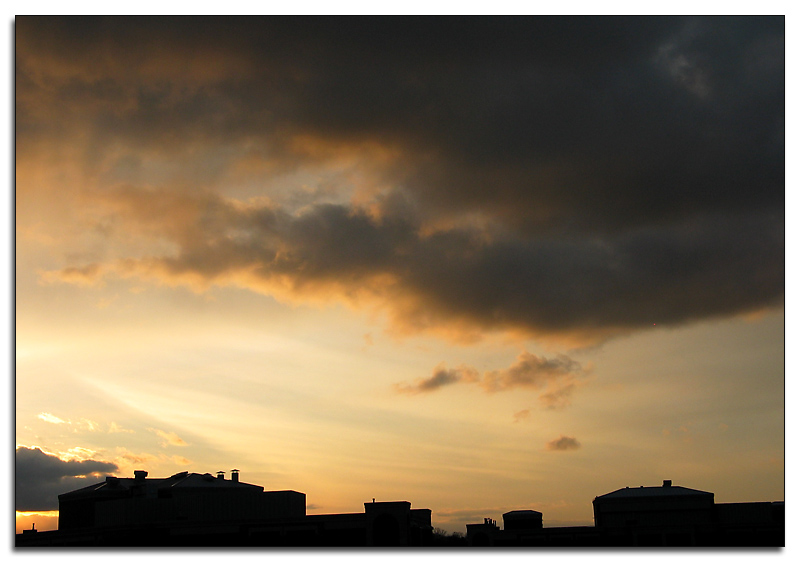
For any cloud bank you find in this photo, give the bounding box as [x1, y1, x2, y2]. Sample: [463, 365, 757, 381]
[18, 16, 784, 345]
[15, 447, 118, 511]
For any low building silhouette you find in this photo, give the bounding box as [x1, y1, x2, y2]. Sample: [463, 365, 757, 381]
[465, 480, 783, 547]
[16, 470, 433, 547]
[17, 475, 782, 547]
[58, 470, 306, 532]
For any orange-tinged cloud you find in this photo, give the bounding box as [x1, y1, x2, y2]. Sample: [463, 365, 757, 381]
[394, 364, 480, 395]
[112, 448, 193, 475]
[479, 353, 583, 393]
[396, 352, 589, 409]
[512, 409, 531, 423]
[149, 428, 188, 448]
[31, 171, 783, 348]
[19, 17, 784, 348]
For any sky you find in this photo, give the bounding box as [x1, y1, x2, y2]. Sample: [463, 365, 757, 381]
[14, 15, 784, 536]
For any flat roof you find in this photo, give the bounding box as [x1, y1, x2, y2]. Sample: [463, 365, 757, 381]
[594, 484, 713, 501]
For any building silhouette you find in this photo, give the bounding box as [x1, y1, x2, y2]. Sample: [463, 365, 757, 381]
[465, 480, 783, 547]
[17, 470, 432, 547]
[16, 474, 782, 547]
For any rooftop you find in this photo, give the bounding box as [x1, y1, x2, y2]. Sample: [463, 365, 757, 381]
[58, 470, 264, 501]
[594, 480, 713, 501]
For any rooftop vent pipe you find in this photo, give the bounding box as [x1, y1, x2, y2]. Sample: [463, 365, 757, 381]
[663, 480, 672, 487]
[134, 470, 148, 482]
[217, 471, 225, 480]
[231, 469, 239, 483]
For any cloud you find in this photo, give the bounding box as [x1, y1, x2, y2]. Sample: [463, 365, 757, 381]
[61, 447, 99, 461]
[117, 450, 157, 465]
[394, 364, 479, 395]
[36, 413, 120, 433]
[546, 436, 581, 452]
[108, 421, 135, 434]
[15, 447, 118, 511]
[396, 352, 589, 409]
[19, 17, 784, 345]
[39, 190, 783, 346]
[512, 409, 531, 423]
[539, 382, 582, 410]
[37, 412, 66, 424]
[148, 428, 188, 447]
[479, 353, 583, 393]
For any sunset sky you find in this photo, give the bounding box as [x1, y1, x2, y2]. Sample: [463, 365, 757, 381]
[14, 16, 784, 535]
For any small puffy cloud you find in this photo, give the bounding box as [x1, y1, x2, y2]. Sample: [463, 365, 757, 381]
[15, 446, 118, 511]
[37, 412, 65, 424]
[512, 409, 531, 423]
[36, 413, 102, 432]
[396, 352, 589, 409]
[61, 447, 98, 461]
[118, 450, 157, 465]
[394, 364, 479, 395]
[36, 412, 120, 433]
[76, 418, 101, 432]
[479, 353, 583, 393]
[546, 436, 581, 452]
[148, 428, 188, 447]
[539, 382, 578, 410]
[108, 421, 135, 433]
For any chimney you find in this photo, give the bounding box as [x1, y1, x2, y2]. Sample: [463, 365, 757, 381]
[134, 470, 147, 482]
[231, 469, 239, 483]
[663, 479, 672, 488]
[217, 471, 225, 480]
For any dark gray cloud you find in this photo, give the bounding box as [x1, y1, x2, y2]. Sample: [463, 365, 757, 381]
[15, 447, 118, 511]
[20, 16, 784, 343]
[17, 17, 783, 225]
[42, 186, 783, 343]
